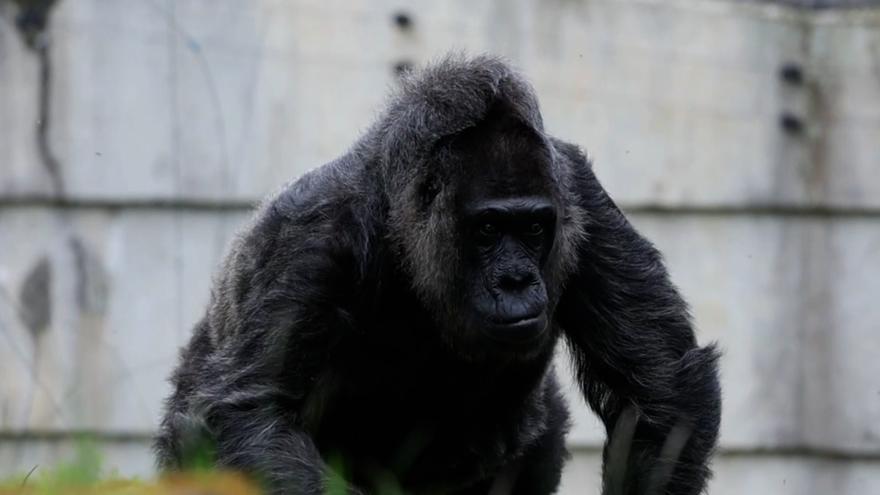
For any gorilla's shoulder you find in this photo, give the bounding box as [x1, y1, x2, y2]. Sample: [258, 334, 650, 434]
[549, 137, 592, 172]
[266, 154, 378, 225]
[226, 154, 382, 277]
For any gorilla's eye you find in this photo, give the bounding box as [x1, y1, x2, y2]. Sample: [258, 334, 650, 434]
[479, 223, 499, 237]
[526, 223, 544, 236]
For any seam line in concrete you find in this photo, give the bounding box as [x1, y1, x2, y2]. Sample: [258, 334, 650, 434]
[2, 431, 879, 461]
[1, 198, 880, 218]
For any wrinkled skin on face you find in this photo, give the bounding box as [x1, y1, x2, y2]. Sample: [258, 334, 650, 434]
[447, 118, 559, 353]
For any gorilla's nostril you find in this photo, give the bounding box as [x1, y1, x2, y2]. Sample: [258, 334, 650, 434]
[500, 272, 534, 290]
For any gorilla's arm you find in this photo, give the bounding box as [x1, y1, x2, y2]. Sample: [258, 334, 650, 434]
[554, 142, 721, 495]
[155, 168, 366, 495]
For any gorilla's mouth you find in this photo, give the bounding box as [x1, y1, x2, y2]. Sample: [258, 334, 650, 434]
[483, 311, 548, 345]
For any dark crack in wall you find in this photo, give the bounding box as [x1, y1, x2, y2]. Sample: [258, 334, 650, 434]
[2, 0, 63, 196]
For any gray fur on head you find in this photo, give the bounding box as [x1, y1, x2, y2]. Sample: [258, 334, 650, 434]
[364, 54, 582, 314]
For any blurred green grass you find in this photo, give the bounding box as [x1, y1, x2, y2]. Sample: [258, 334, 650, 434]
[0, 441, 404, 495]
[0, 441, 261, 495]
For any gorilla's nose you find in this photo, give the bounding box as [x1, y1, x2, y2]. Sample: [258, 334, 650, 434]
[498, 270, 536, 291]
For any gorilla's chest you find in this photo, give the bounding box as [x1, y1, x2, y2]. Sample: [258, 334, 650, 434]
[300, 336, 553, 492]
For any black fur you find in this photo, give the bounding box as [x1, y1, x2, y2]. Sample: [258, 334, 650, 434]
[155, 55, 721, 495]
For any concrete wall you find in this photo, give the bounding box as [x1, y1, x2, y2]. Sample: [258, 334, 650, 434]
[1, 0, 878, 493]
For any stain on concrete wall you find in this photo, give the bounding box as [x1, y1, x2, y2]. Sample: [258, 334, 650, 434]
[18, 255, 51, 335]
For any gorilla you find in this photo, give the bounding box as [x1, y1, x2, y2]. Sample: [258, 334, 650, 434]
[155, 55, 721, 495]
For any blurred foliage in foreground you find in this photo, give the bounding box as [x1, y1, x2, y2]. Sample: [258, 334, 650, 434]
[0, 442, 262, 495]
[0, 441, 381, 495]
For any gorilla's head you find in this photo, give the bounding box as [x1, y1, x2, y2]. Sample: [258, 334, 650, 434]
[448, 114, 562, 353]
[375, 56, 585, 359]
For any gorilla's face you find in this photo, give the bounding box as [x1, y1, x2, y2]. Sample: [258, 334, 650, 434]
[452, 122, 558, 352]
[461, 194, 556, 349]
